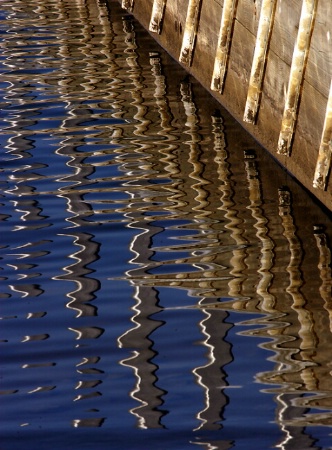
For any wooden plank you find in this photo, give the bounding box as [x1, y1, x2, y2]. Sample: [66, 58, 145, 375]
[122, 0, 135, 12]
[237, 0, 331, 98]
[149, 0, 167, 34]
[211, 0, 238, 92]
[313, 81, 332, 190]
[243, 0, 277, 123]
[277, 0, 318, 156]
[179, 0, 202, 66]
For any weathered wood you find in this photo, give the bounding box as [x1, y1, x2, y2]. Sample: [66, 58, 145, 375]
[243, 0, 277, 123]
[277, 0, 317, 156]
[211, 0, 238, 92]
[122, 0, 134, 12]
[314, 81, 332, 190]
[179, 0, 202, 66]
[149, 0, 167, 34]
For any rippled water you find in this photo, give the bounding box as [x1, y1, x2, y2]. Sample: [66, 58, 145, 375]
[1, 1, 332, 449]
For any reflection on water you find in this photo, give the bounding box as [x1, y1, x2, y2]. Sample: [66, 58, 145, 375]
[1, 0, 332, 448]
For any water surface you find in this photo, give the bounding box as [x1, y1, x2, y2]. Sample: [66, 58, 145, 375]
[1, 1, 332, 449]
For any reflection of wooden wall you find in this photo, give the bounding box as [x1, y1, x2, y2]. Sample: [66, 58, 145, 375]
[103, 8, 332, 426]
[117, 0, 332, 212]
[53, 0, 332, 431]
[29, 0, 332, 431]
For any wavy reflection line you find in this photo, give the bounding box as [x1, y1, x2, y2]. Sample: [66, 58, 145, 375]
[193, 302, 232, 431]
[115, 20, 168, 427]
[314, 225, 332, 332]
[51, 0, 118, 320]
[6, 240, 47, 298]
[212, 113, 248, 300]
[116, 160, 167, 425]
[278, 188, 318, 385]
[180, 81, 211, 219]
[2, 82, 49, 295]
[123, 18, 151, 138]
[118, 285, 166, 429]
[151, 82, 227, 297]
[149, 51, 182, 210]
[243, 151, 276, 312]
[54, 144, 100, 319]
[274, 392, 317, 450]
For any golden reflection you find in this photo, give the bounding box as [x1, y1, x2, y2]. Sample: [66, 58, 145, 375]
[314, 225, 332, 331]
[244, 151, 275, 312]
[212, 113, 248, 301]
[278, 188, 317, 360]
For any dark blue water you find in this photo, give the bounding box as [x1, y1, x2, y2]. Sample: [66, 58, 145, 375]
[1, 1, 332, 449]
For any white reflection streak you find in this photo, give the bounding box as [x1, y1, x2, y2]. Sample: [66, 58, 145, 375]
[116, 19, 166, 430]
[8, 285, 30, 298]
[275, 394, 293, 450]
[193, 307, 215, 430]
[118, 287, 142, 349]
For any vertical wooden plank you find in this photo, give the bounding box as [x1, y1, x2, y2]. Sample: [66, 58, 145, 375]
[211, 0, 238, 93]
[179, 0, 202, 66]
[149, 0, 167, 34]
[243, 0, 277, 124]
[313, 80, 332, 190]
[277, 0, 317, 156]
[122, 0, 135, 12]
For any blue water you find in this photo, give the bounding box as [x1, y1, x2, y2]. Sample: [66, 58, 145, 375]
[1, 1, 332, 449]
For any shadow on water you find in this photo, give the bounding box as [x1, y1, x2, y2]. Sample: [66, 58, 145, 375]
[0, 0, 331, 449]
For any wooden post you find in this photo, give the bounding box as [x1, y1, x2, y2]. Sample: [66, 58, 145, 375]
[149, 0, 167, 34]
[243, 0, 277, 124]
[313, 80, 332, 190]
[211, 0, 237, 93]
[179, 0, 202, 66]
[122, 0, 135, 12]
[314, 226, 332, 332]
[277, 0, 317, 156]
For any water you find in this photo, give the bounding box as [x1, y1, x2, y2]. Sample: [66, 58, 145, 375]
[1, 0, 332, 449]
